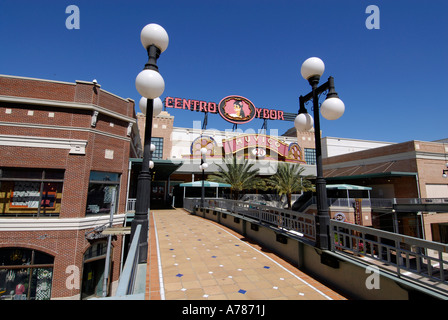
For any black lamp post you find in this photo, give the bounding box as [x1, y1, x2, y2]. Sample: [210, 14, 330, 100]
[294, 57, 345, 250]
[199, 147, 208, 216]
[131, 23, 168, 263]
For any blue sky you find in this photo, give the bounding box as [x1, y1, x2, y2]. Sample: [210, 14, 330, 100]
[0, 0, 447, 143]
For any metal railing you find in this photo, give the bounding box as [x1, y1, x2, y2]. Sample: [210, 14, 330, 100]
[115, 224, 141, 297]
[184, 197, 315, 241]
[308, 196, 372, 208]
[395, 198, 448, 205]
[330, 220, 448, 292]
[127, 198, 137, 212]
[184, 197, 448, 295]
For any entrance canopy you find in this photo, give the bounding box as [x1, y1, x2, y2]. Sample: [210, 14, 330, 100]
[180, 180, 231, 199]
[326, 184, 372, 191]
[179, 181, 231, 188]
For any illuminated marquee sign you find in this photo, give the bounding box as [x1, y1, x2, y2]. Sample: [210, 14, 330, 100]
[164, 96, 285, 123]
[223, 134, 289, 157]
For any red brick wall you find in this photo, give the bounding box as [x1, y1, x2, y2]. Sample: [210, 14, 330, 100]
[0, 231, 123, 299]
[0, 75, 138, 299]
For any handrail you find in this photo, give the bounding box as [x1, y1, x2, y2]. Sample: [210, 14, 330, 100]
[330, 220, 448, 292]
[184, 197, 315, 241]
[184, 197, 448, 294]
[115, 224, 141, 296]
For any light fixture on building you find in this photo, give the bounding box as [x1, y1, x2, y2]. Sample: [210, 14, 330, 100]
[131, 23, 169, 263]
[294, 57, 345, 250]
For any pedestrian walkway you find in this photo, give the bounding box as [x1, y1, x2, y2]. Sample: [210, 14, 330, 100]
[145, 208, 346, 300]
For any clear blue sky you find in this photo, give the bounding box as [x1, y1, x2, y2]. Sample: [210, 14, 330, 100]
[1, 0, 447, 143]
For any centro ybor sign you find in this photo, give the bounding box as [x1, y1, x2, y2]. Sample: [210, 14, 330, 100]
[164, 95, 285, 124]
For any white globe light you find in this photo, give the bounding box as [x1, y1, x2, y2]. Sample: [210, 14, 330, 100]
[140, 23, 169, 52]
[139, 97, 163, 117]
[200, 147, 208, 155]
[136, 69, 165, 99]
[320, 97, 345, 120]
[202, 162, 209, 170]
[150, 143, 156, 152]
[294, 113, 314, 131]
[301, 57, 325, 80]
[149, 160, 154, 169]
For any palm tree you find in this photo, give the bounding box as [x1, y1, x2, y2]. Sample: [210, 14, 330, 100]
[208, 156, 265, 200]
[266, 163, 314, 209]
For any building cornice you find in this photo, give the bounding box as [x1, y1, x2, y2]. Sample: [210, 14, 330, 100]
[0, 134, 87, 154]
[0, 214, 126, 231]
[324, 150, 447, 170]
[0, 121, 131, 142]
[0, 95, 136, 124]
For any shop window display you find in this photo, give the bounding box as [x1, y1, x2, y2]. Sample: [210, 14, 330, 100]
[0, 248, 54, 300]
[0, 168, 64, 217]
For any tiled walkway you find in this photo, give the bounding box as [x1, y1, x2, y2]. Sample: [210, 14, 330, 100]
[146, 208, 346, 300]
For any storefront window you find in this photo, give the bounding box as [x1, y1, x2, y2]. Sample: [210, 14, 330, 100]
[86, 171, 120, 215]
[0, 168, 64, 217]
[0, 248, 54, 300]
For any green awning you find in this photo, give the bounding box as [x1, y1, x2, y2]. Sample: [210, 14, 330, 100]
[326, 184, 372, 191]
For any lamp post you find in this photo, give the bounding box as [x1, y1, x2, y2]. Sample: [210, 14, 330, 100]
[131, 23, 168, 263]
[294, 57, 345, 250]
[199, 147, 208, 215]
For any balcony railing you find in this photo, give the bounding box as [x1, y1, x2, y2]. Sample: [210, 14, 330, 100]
[185, 197, 316, 242]
[330, 220, 448, 293]
[184, 197, 448, 295]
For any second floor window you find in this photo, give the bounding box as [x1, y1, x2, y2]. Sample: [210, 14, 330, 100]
[151, 137, 163, 159]
[0, 168, 64, 217]
[304, 148, 316, 165]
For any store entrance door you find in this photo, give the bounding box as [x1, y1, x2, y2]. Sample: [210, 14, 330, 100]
[81, 242, 108, 299]
[81, 258, 105, 299]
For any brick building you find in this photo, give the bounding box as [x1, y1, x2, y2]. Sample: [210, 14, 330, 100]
[0, 75, 142, 300]
[323, 140, 448, 242]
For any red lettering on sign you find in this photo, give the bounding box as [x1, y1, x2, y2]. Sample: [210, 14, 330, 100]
[192, 100, 199, 111]
[199, 101, 207, 112]
[164, 97, 286, 122]
[165, 97, 174, 108]
[183, 99, 191, 110]
[277, 110, 284, 121]
[174, 98, 182, 109]
[263, 109, 269, 119]
[208, 102, 217, 113]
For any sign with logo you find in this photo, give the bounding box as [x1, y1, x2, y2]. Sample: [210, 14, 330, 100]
[218, 96, 256, 124]
[222, 134, 289, 157]
[164, 96, 286, 124]
[334, 212, 346, 222]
